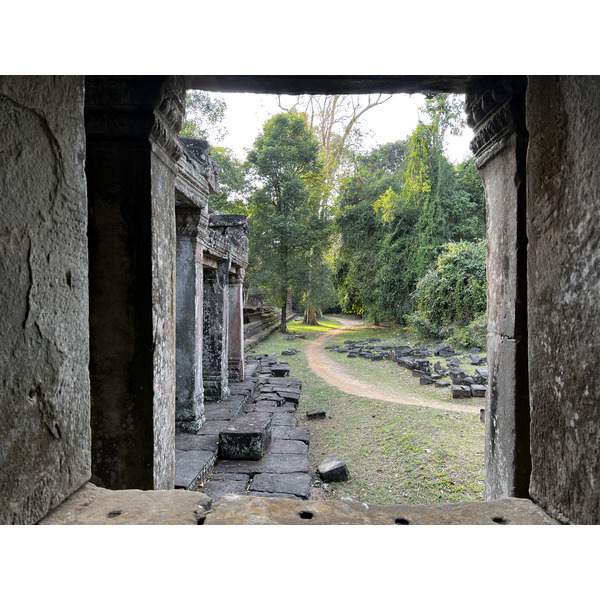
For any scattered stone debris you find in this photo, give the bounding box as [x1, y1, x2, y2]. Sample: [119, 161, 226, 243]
[317, 456, 349, 482]
[325, 337, 488, 402]
[281, 348, 299, 356]
[480, 408, 486, 424]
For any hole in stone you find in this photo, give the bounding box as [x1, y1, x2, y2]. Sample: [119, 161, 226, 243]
[395, 518, 410, 524]
[197, 516, 206, 525]
[66, 270, 72, 287]
[492, 516, 507, 524]
[298, 510, 314, 520]
[107, 509, 123, 518]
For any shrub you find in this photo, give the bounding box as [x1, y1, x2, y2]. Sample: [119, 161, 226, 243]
[412, 239, 487, 329]
[448, 312, 488, 350]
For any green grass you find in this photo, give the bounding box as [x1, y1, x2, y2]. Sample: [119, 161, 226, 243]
[250, 315, 486, 505]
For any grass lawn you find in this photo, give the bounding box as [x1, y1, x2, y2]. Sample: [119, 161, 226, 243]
[249, 314, 486, 505]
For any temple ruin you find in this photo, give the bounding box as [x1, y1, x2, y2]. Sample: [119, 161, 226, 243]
[1, 75, 599, 525]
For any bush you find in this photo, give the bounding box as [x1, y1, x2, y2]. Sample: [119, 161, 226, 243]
[448, 312, 488, 350]
[412, 239, 487, 329]
[405, 312, 442, 340]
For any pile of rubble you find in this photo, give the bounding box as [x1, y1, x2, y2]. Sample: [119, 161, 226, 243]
[325, 340, 488, 400]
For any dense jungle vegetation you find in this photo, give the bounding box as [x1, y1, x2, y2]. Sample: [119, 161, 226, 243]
[180, 91, 487, 348]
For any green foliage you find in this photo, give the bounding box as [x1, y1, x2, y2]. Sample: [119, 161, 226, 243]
[448, 312, 488, 349]
[180, 91, 227, 142]
[246, 112, 328, 328]
[412, 239, 487, 329]
[333, 94, 486, 326]
[208, 146, 250, 215]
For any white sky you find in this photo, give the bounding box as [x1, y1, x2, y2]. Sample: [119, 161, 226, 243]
[211, 92, 474, 165]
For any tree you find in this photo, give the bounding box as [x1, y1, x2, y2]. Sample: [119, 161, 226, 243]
[208, 146, 250, 215]
[246, 112, 326, 332]
[278, 93, 392, 206]
[333, 94, 485, 326]
[180, 90, 227, 142]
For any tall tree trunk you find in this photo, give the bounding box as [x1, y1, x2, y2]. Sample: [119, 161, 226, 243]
[279, 301, 288, 333]
[303, 307, 318, 326]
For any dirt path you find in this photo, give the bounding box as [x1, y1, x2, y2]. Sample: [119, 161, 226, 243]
[304, 316, 481, 415]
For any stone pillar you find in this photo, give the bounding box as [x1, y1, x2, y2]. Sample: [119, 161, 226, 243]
[465, 76, 530, 500]
[228, 268, 246, 382]
[85, 76, 184, 490]
[203, 259, 231, 401]
[176, 206, 209, 432]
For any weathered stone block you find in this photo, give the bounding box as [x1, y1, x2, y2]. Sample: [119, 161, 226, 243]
[307, 410, 326, 420]
[271, 363, 290, 377]
[249, 473, 313, 499]
[452, 385, 472, 398]
[219, 413, 272, 460]
[471, 384, 487, 397]
[175, 450, 217, 489]
[317, 456, 349, 482]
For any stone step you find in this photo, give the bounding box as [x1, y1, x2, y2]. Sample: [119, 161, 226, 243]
[218, 412, 273, 460]
[175, 449, 217, 490]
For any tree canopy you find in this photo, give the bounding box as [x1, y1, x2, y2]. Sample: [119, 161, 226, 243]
[180, 90, 487, 346]
[245, 112, 329, 332]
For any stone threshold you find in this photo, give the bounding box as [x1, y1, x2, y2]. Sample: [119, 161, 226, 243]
[39, 484, 559, 525]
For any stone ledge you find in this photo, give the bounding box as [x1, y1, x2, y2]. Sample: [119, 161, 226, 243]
[200, 495, 560, 525]
[39, 483, 212, 525]
[39, 485, 560, 525]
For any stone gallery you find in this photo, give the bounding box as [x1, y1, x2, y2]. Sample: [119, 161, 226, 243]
[1, 75, 600, 525]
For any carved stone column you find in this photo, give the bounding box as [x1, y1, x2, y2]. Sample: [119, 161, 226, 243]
[228, 268, 246, 382]
[202, 259, 231, 401]
[176, 206, 209, 432]
[465, 76, 530, 500]
[86, 76, 185, 490]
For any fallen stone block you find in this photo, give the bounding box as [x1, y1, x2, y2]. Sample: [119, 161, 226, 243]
[420, 376, 435, 385]
[452, 385, 472, 398]
[470, 354, 486, 365]
[219, 413, 272, 460]
[471, 384, 487, 397]
[317, 456, 349, 482]
[271, 363, 291, 377]
[435, 380, 451, 388]
[449, 369, 471, 385]
[307, 409, 326, 420]
[397, 357, 417, 370]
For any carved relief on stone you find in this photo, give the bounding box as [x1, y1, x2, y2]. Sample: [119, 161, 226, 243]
[151, 76, 186, 163]
[176, 206, 209, 240]
[229, 268, 245, 286]
[465, 76, 527, 158]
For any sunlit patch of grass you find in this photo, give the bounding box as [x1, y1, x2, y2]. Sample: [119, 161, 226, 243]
[283, 315, 342, 337]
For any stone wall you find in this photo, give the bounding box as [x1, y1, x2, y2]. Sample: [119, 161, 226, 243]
[0, 76, 91, 524]
[526, 76, 600, 524]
